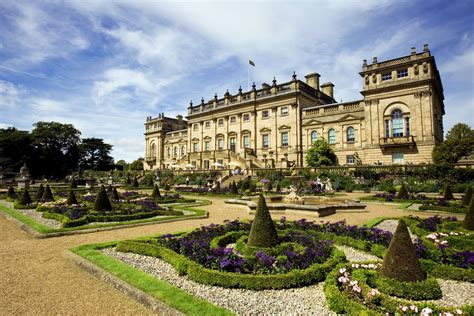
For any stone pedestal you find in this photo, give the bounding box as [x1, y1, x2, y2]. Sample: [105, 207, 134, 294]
[107, 176, 113, 185]
[17, 178, 30, 190]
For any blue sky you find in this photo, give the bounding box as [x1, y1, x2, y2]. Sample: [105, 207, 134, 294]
[0, 0, 473, 162]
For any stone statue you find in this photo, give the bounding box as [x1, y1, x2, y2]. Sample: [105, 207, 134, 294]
[323, 178, 333, 192]
[283, 185, 304, 205]
[290, 164, 298, 177]
[17, 163, 31, 189]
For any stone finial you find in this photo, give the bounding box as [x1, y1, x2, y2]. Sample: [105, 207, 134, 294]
[362, 59, 367, 67]
[292, 71, 297, 81]
[423, 43, 429, 52]
[252, 82, 256, 91]
[201, 97, 205, 105]
[411, 47, 416, 55]
[372, 57, 378, 64]
[225, 89, 230, 97]
[214, 93, 218, 100]
[238, 86, 242, 94]
[272, 77, 277, 86]
[189, 100, 193, 107]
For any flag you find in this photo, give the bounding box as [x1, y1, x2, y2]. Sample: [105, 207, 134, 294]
[248, 59, 255, 67]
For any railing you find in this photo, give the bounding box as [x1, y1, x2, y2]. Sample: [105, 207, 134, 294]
[379, 136, 416, 147]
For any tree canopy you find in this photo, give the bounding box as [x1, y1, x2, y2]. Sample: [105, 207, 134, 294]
[432, 123, 474, 164]
[129, 158, 144, 170]
[79, 138, 114, 170]
[305, 139, 338, 167]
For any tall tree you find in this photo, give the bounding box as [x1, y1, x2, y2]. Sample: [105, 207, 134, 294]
[79, 138, 114, 170]
[0, 127, 33, 172]
[31, 122, 81, 178]
[305, 139, 338, 167]
[129, 158, 144, 171]
[432, 123, 474, 164]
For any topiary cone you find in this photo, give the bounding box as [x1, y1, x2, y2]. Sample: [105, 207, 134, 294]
[462, 196, 474, 231]
[66, 190, 78, 205]
[397, 183, 409, 199]
[42, 184, 54, 202]
[247, 195, 279, 248]
[19, 189, 32, 205]
[463, 187, 473, 206]
[380, 219, 426, 282]
[70, 178, 78, 189]
[36, 184, 45, 200]
[444, 183, 454, 200]
[107, 184, 113, 193]
[94, 185, 112, 212]
[152, 184, 161, 199]
[7, 186, 16, 198]
[112, 187, 120, 201]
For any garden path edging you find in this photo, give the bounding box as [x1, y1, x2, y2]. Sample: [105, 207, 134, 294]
[64, 250, 183, 316]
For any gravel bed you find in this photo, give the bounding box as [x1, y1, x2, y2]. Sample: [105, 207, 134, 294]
[102, 248, 335, 315]
[374, 219, 417, 240]
[14, 208, 62, 229]
[335, 245, 381, 262]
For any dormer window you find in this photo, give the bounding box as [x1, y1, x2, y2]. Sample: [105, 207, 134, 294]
[382, 72, 392, 81]
[397, 69, 408, 78]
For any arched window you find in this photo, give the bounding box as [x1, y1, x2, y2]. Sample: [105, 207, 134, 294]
[150, 143, 156, 157]
[167, 147, 171, 157]
[347, 127, 355, 142]
[328, 129, 336, 144]
[311, 131, 318, 143]
[391, 109, 403, 137]
[181, 145, 185, 155]
[174, 147, 178, 157]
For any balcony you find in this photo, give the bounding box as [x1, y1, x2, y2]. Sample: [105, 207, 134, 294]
[145, 156, 156, 162]
[379, 136, 416, 149]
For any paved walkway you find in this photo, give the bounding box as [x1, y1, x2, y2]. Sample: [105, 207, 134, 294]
[0, 194, 465, 315]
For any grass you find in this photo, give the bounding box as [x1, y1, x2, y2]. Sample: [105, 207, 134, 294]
[363, 217, 388, 228]
[0, 199, 210, 235]
[71, 243, 233, 315]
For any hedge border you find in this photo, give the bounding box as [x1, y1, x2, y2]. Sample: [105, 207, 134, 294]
[115, 239, 346, 290]
[374, 275, 442, 300]
[69, 242, 232, 315]
[324, 262, 474, 316]
[0, 199, 210, 238]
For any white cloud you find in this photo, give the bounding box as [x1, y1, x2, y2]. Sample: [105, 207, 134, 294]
[0, 80, 20, 107]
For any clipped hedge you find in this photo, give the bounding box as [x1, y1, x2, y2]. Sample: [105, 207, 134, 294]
[62, 209, 183, 228]
[420, 259, 474, 282]
[116, 240, 346, 290]
[374, 276, 441, 300]
[418, 205, 466, 213]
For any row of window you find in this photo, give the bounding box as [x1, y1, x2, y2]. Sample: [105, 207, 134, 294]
[166, 146, 186, 158]
[310, 126, 356, 145]
[192, 107, 290, 131]
[382, 68, 408, 82]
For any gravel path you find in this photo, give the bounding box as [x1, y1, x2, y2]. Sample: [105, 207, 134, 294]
[335, 245, 381, 262]
[0, 193, 467, 315]
[103, 248, 335, 315]
[374, 219, 417, 240]
[15, 207, 63, 229]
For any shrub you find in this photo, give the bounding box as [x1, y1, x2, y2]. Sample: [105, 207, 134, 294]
[18, 189, 33, 205]
[152, 184, 161, 199]
[380, 219, 425, 282]
[107, 184, 113, 193]
[275, 181, 281, 193]
[463, 196, 474, 231]
[7, 186, 17, 199]
[94, 185, 112, 212]
[247, 195, 278, 248]
[397, 183, 409, 199]
[164, 183, 170, 191]
[42, 184, 54, 202]
[444, 183, 454, 200]
[111, 188, 120, 201]
[70, 178, 78, 189]
[132, 177, 139, 188]
[66, 190, 78, 205]
[463, 186, 473, 206]
[230, 181, 238, 194]
[35, 184, 45, 200]
[374, 276, 442, 300]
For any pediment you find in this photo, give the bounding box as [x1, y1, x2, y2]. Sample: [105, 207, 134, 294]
[338, 114, 363, 121]
[191, 137, 199, 142]
[302, 119, 323, 126]
[259, 127, 271, 133]
[278, 125, 291, 130]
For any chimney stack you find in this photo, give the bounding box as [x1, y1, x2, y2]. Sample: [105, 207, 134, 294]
[305, 73, 321, 90]
[320, 82, 335, 99]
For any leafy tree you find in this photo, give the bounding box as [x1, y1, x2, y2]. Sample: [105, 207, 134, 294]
[380, 219, 425, 282]
[31, 122, 81, 178]
[116, 160, 129, 172]
[432, 123, 474, 164]
[305, 139, 338, 167]
[132, 177, 139, 188]
[247, 195, 278, 248]
[0, 127, 33, 173]
[79, 138, 113, 170]
[94, 185, 112, 212]
[130, 158, 144, 171]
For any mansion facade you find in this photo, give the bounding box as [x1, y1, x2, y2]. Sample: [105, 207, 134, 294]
[144, 45, 445, 170]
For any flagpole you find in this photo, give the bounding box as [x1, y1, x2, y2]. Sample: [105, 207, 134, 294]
[247, 60, 250, 91]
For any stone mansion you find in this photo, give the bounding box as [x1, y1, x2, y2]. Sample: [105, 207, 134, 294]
[144, 45, 445, 170]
